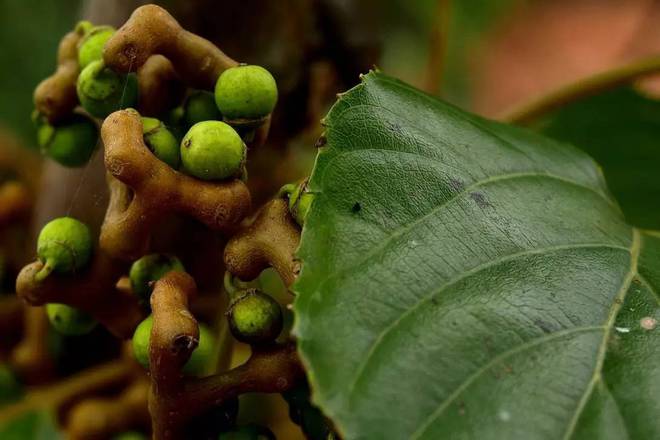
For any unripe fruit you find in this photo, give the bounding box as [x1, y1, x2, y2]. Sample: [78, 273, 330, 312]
[132, 316, 215, 376]
[288, 179, 314, 226]
[36, 217, 92, 281]
[46, 303, 97, 336]
[129, 254, 185, 305]
[141, 117, 181, 168]
[227, 289, 283, 345]
[0, 364, 22, 405]
[181, 121, 246, 181]
[77, 60, 138, 118]
[35, 114, 98, 167]
[183, 90, 221, 128]
[218, 425, 275, 440]
[78, 25, 115, 69]
[214, 65, 278, 120]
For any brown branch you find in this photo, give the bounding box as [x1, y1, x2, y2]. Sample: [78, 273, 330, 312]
[500, 55, 660, 125]
[33, 28, 83, 123]
[0, 360, 133, 424]
[9, 306, 54, 384]
[0, 181, 32, 229]
[103, 4, 238, 90]
[147, 273, 303, 440]
[137, 55, 185, 117]
[224, 198, 301, 287]
[100, 110, 250, 260]
[66, 378, 150, 440]
[16, 250, 143, 339]
[100, 109, 252, 261]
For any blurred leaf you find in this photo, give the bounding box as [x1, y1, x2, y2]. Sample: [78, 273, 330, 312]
[0, 410, 63, 440]
[537, 87, 660, 229]
[294, 72, 659, 438]
[0, 0, 82, 145]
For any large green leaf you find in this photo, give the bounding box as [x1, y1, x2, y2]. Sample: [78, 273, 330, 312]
[536, 87, 660, 230]
[293, 72, 660, 439]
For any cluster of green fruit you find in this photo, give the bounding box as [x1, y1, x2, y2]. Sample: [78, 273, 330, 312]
[34, 19, 278, 184]
[34, 215, 283, 375]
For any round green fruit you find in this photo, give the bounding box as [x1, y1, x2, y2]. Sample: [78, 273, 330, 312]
[46, 303, 97, 336]
[214, 65, 277, 120]
[77, 60, 138, 118]
[131, 316, 152, 369]
[141, 118, 180, 169]
[288, 179, 314, 226]
[36, 114, 98, 167]
[78, 25, 115, 69]
[129, 253, 184, 305]
[36, 217, 92, 281]
[132, 316, 214, 376]
[218, 425, 275, 440]
[183, 90, 221, 128]
[181, 121, 245, 181]
[227, 289, 282, 345]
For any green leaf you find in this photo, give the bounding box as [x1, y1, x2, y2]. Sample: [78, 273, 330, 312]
[536, 87, 660, 230]
[0, 410, 63, 440]
[294, 72, 660, 439]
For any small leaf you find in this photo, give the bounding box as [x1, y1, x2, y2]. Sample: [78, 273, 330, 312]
[294, 72, 660, 439]
[537, 87, 660, 229]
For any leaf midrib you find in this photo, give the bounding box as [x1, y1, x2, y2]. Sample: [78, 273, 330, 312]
[560, 229, 640, 440]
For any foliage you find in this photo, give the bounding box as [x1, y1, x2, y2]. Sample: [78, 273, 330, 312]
[294, 71, 660, 439]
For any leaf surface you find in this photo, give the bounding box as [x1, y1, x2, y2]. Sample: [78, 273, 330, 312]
[294, 72, 660, 439]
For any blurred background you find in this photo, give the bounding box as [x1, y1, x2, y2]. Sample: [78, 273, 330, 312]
[3, 0, 660, 148]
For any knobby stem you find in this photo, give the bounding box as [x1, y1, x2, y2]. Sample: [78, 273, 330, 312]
[500, 55, 660, 125]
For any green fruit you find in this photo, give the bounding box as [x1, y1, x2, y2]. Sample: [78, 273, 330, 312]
[141, 118, 181, 168]
[46, 303, 97, 336]
[36, 217, 92, 281]
[78, 26, 115, 69]
[214, 65, 277, 120]
[0, 364, 22, 405]
[183, 323, 215, 376]
[132, 316, 215, 376]
[131, 316, 152, 368]
[184, 90, 221, 128]
[181, 121, 246, 180]
[77, 60, 138, 118]
[129, 253, 184, 305]
[36, 114, 98, 167]
[112, 432, 147, 440]
[227, 289, 282, 345]
[288, 179, 314, 226]
[218, 425, 275, 440]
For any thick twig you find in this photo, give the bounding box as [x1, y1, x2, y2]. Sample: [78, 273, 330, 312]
[16, 250, 143, 339]
[100, 109, 251, 261]
[137, 55, 185, 117]
[224, 198, 301, 287]
[501, 55, 660, 125]
[9, 306, 54, 384]
[103, 4, 238, 90]
[66, 377, 150, 440]
[147, 273, 303, 440]
[33, 28, 83, 123]
[0, 360, 133, 424]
